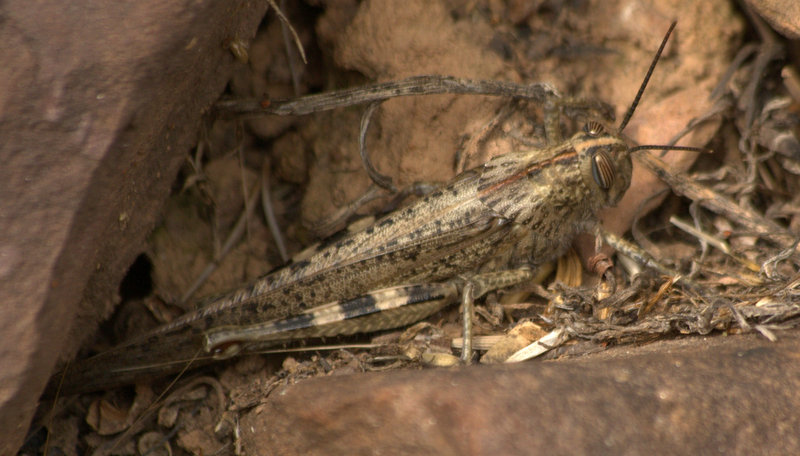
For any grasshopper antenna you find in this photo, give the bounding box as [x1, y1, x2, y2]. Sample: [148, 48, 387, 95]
[619, 21, 710, 156]
[618, 21, 677, 134]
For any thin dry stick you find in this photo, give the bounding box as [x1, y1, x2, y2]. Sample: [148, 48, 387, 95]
[739, 6, 784, 130]
[266, 0, 307, 64]
[781, 66, 800, 103]
[278, 0, 302, 94]
[709, 43, 758, 100]
[180, 178, 262, 304]
[669, 215, 761, 273]
[40, 362, 71, 456]
[311, 184, 386, 238]
[238, 135, 253, 247]
[762, 240, 800, 279]
[90, 351, 206, 456]
[261, 160, 289, 263]
[455, 102, 517, 173]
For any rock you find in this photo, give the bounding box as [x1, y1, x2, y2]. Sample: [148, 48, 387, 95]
[746, 0, 800, 38]
[0, 1, 268, 452]
[242, 331, 800, 455]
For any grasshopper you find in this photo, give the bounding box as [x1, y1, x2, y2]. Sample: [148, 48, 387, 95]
[49, 22, 700, 395]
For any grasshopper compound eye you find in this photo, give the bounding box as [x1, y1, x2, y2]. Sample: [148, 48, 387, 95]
[591, 149, 616, 190]
[583, 120, 605, 137]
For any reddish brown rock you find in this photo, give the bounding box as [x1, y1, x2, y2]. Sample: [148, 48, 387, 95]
[0, 1, 268, 452]
[242, 332, 800, 455]
[746, 0, 800, 38]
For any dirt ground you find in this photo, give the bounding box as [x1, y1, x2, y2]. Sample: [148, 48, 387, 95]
[23, 0, 800, 454]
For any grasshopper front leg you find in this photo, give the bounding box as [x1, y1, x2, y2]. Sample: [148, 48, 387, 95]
[458, 268, 536, 363]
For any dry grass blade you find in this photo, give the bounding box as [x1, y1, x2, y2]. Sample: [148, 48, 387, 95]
[261, 161, 288, 263]
[505, 328, 567, 363]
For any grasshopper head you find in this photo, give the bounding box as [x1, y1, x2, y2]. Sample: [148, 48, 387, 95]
[574, 22, 705, 209]
[569, 22, 674, 210]
[576, 121, 632, 207]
